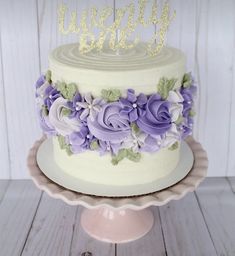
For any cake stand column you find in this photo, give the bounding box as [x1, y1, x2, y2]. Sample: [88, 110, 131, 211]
[81, 206, 154, 243]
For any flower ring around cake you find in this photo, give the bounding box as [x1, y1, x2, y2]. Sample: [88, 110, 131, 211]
[36, 136, 194, 198]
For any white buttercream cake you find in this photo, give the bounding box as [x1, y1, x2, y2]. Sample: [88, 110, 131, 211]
[35, 42, 196, 188]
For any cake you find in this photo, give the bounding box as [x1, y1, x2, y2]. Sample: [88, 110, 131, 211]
[35, 42, 196, 187]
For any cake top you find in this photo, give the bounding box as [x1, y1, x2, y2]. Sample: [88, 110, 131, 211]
[49, 43, 186, 93]
[49, 43, 185, 72]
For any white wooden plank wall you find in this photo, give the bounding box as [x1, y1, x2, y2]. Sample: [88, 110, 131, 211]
[0, 0, 234, 178]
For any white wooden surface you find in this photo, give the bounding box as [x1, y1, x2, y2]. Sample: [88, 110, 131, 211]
[0, 181, 42, 256]
[117, 207, 166, 256]
[0, 178, 235, 255]
[159, 193, 217, 256]
[0, 0, 235, 178]
[22, 193, 77, 256]
[196, 178, 235, 255]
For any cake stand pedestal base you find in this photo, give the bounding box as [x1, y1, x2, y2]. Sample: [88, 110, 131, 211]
[81, 207, 154, 243]
[28, 136, 208, 244]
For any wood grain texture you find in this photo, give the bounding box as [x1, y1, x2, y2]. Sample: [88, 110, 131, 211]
[117, 207, 166, 256]
[0, 30, 10, 179]
[0, 179, 235, 255]
[0, 0, 235, 178]
[0, 180, 41, 256]
[196, 0, 235, 176]
[196, 178, 235, 255]
[70, 206, 115, 256]
[0, 0, 42, 179]
[228, 177, 235, 192]
[159, 192, 217, 256]
[0, 180, 10, 202]
[37, 0, 80, 72]
[21, 193, 77, 256]
[227, 1, 235, 176]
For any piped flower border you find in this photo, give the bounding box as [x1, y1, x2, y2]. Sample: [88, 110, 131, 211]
[35, 71, 196, 165]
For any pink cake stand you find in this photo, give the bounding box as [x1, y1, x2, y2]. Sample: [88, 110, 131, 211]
[27, 136, 207, 244]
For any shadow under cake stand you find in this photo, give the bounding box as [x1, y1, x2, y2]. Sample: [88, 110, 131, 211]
[27, 136, 207, 244]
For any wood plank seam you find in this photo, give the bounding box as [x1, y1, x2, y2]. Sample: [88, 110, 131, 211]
[200, 0, 209, 144]
[226, 177, 235, 194]
[36, 0, 42, 74]
[68, 206, 79, 256]
[0, 180, 11, 205]
[19, 191, 43, 256]
[157, 206, 168, 255]
[194, 192, 219, 256]
[193, 0, 201, 140]
[226, 2, 235, 176]
[0, 32, 11, 179]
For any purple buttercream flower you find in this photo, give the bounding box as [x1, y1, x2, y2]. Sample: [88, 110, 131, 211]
[35, 75, 45, 89]
[137, 94, 172, 135]
[180, 124, 192, 139]
[99, 140, 121, 155]
[119, 89, 147, 122]
[67, 92, 83, 120]
[141, 135, 162, 152]
[180, 116, 193, 139]
[69, 125, 94, 153]
[75, 93, 105, 122]
[44, 85, 60, 110]
[35, 76, 49, 101]
[38, 110, 56, 136]
[87, 102, 131, 142]
[180, 85, 196, 117]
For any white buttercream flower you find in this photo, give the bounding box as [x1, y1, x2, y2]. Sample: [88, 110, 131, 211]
[36, 81, 50, 107]
[167, 90, 184, 122]
[167, 90, 184, 103]
[122, 131, 148, 152]
[162, 123, 180, 148]
[76, 93, 104, 121]
[49, 97, 81, 136]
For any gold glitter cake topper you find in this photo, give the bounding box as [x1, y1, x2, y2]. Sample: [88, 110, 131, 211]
[58, 0, 175, 56]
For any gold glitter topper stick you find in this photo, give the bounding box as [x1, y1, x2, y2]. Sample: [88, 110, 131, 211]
[58, 1, 175, 56]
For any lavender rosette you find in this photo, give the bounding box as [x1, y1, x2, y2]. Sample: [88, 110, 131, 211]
[87, 102, 131, 142]
[137, 94, 172, 135]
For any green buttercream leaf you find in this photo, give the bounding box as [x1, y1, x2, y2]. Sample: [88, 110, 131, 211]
[111, 149, 128, 165]
[42, 105, 49, 116]
[182, 73, 192, 88]
[189, 109, 196, 117]
[168, 141, 179, 151]
[57, 82, 77, 100]
[126, 149, 141, 162]
[101, 89, 121, 102]
[58, 135, 66, 149]
[175, 115, 183, 125]
[58, 135, 72, 155]
[90, 140, 99, 150]
[131, 123, 140, 134]
[65, 145, 72, 156]
[157, 77, 177, 99]
[46, 70, 52, 83]
[61, 107, 71, 117]
[111, 148, 141, 165]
